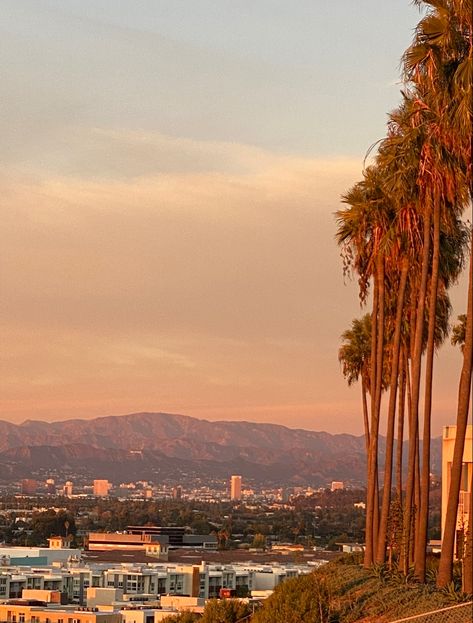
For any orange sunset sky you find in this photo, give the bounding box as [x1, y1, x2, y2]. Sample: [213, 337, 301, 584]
[1, 1, 468, 435]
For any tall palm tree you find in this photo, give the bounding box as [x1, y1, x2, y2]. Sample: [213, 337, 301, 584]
[395, 347, 408, 500]
[404, 0, 472, 584]
[337, 164, 395, 567]
[338, 314, 372, 453]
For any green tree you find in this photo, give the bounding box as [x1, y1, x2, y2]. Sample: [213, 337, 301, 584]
[451, 314, 467, 352]
[253, 574, 332, 623]
[200, 599, 252, 623]
[161, 612, 199, 623]
[338, 314, 372, 453]
[251, 533, 266, 549]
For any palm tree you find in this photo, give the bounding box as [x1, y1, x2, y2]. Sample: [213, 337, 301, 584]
[451, 314, 467, 351]
[395, 347, 408, 500]
[337, 164, 395, 567]
[404, 0, 472, 584]
[338, 314, 372, 453]
[376, 252, 409, 563]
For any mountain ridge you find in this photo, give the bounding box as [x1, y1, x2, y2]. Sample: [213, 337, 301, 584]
[0, 412, 441, 486]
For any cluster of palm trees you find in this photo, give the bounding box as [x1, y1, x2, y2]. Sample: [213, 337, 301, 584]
[336, 0, 472, 591]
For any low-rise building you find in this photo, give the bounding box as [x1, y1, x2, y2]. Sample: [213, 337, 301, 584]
[0, 557, 314, 603]
[442, 424, 472, 557]
[0, 602, 121, 623]
[87, 535, 168, 561]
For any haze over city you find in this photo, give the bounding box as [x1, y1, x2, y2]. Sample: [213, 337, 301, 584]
[1, 0, 468, 434]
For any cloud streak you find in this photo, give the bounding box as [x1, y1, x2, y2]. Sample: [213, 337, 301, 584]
[0, 131, 465, 434]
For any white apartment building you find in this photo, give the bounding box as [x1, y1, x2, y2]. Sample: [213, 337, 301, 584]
[0, 559, 313, 603]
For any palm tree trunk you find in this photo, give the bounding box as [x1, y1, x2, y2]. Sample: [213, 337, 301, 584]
[401, 303, 414, 570]
[437, 252, 473, 587]
[377, 256, 409, 563]
[364, 266, 379, 568]
[396, 348, 407, 500]
[403, 210, 431, 574]
[361, 378, 370, 455]
[413, 436, 421, 566]
[415, 202, 441, 581]
[364, 254, 384, 567]
[462, 471, 473, 594]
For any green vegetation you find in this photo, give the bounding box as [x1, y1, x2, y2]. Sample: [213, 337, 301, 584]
[253, 557, 469, 623]
[0, 491, 374, 548]
[161, 557, 471, 623]
[162, 599, 252, 623]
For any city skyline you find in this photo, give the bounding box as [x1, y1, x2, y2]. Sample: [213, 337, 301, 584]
[1, 1, 468, 435]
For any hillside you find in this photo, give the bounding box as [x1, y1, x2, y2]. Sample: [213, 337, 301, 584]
[252, 557, 472, 623]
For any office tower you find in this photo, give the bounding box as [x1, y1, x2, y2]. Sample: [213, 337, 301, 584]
[64, 481, 73, 497]
[230, 475, 242, 501]
[93, 479, 111, 496]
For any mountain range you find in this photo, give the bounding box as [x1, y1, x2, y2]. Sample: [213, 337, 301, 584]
[0, 412, 441, 486]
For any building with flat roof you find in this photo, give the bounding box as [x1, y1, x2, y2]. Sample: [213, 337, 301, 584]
[442, 424, 472, 557]
[126, 527, 185, 548]
[230, 476, 242, 501]
[93, 481, 111, 497]
[87, 534, 168, 561]
[0, 602, 120, 623]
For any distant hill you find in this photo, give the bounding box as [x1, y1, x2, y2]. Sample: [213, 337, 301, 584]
[0, 412, 441, 486]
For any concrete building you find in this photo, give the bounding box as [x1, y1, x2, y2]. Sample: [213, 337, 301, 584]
[64, 482, 74, 497]
[442, 424, 472, 556]
[0, 602, 120, 623]
[87, 534, 168, 561]
[126, 527, 185, 548]
[0, 559, 313, 603]
[0, 544, 81, 567]
[181, 535, 217, 550]
[93, 481, 111, 497]
[330, 481, 344, 492]
[230, 476, 242, 501]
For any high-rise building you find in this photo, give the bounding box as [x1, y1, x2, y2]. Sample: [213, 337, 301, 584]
[172, 485, 182, 500]
[63, 481, 73, 497]
[230, 475, 242, 501]
[45, 478, 56, 494]
[93, 479, 111, 496]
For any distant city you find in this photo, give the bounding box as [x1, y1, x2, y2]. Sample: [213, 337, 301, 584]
[5, 474, 349, 504]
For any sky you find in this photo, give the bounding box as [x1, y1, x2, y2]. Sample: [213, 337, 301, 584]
[0, 1, 468, 435]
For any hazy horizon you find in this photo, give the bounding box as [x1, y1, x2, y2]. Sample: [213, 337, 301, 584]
[0, 409, 450, 439]
[1, 1, 469, 436]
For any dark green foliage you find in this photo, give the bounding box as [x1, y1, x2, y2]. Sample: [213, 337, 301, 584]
[252, 574, 333, 623]
[253, 558, 466, 623]
[161, 612, 199, 623]
[28, 509, 77, 545]
[162, 599, 252, 623]
[200, 599, 252, 622]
